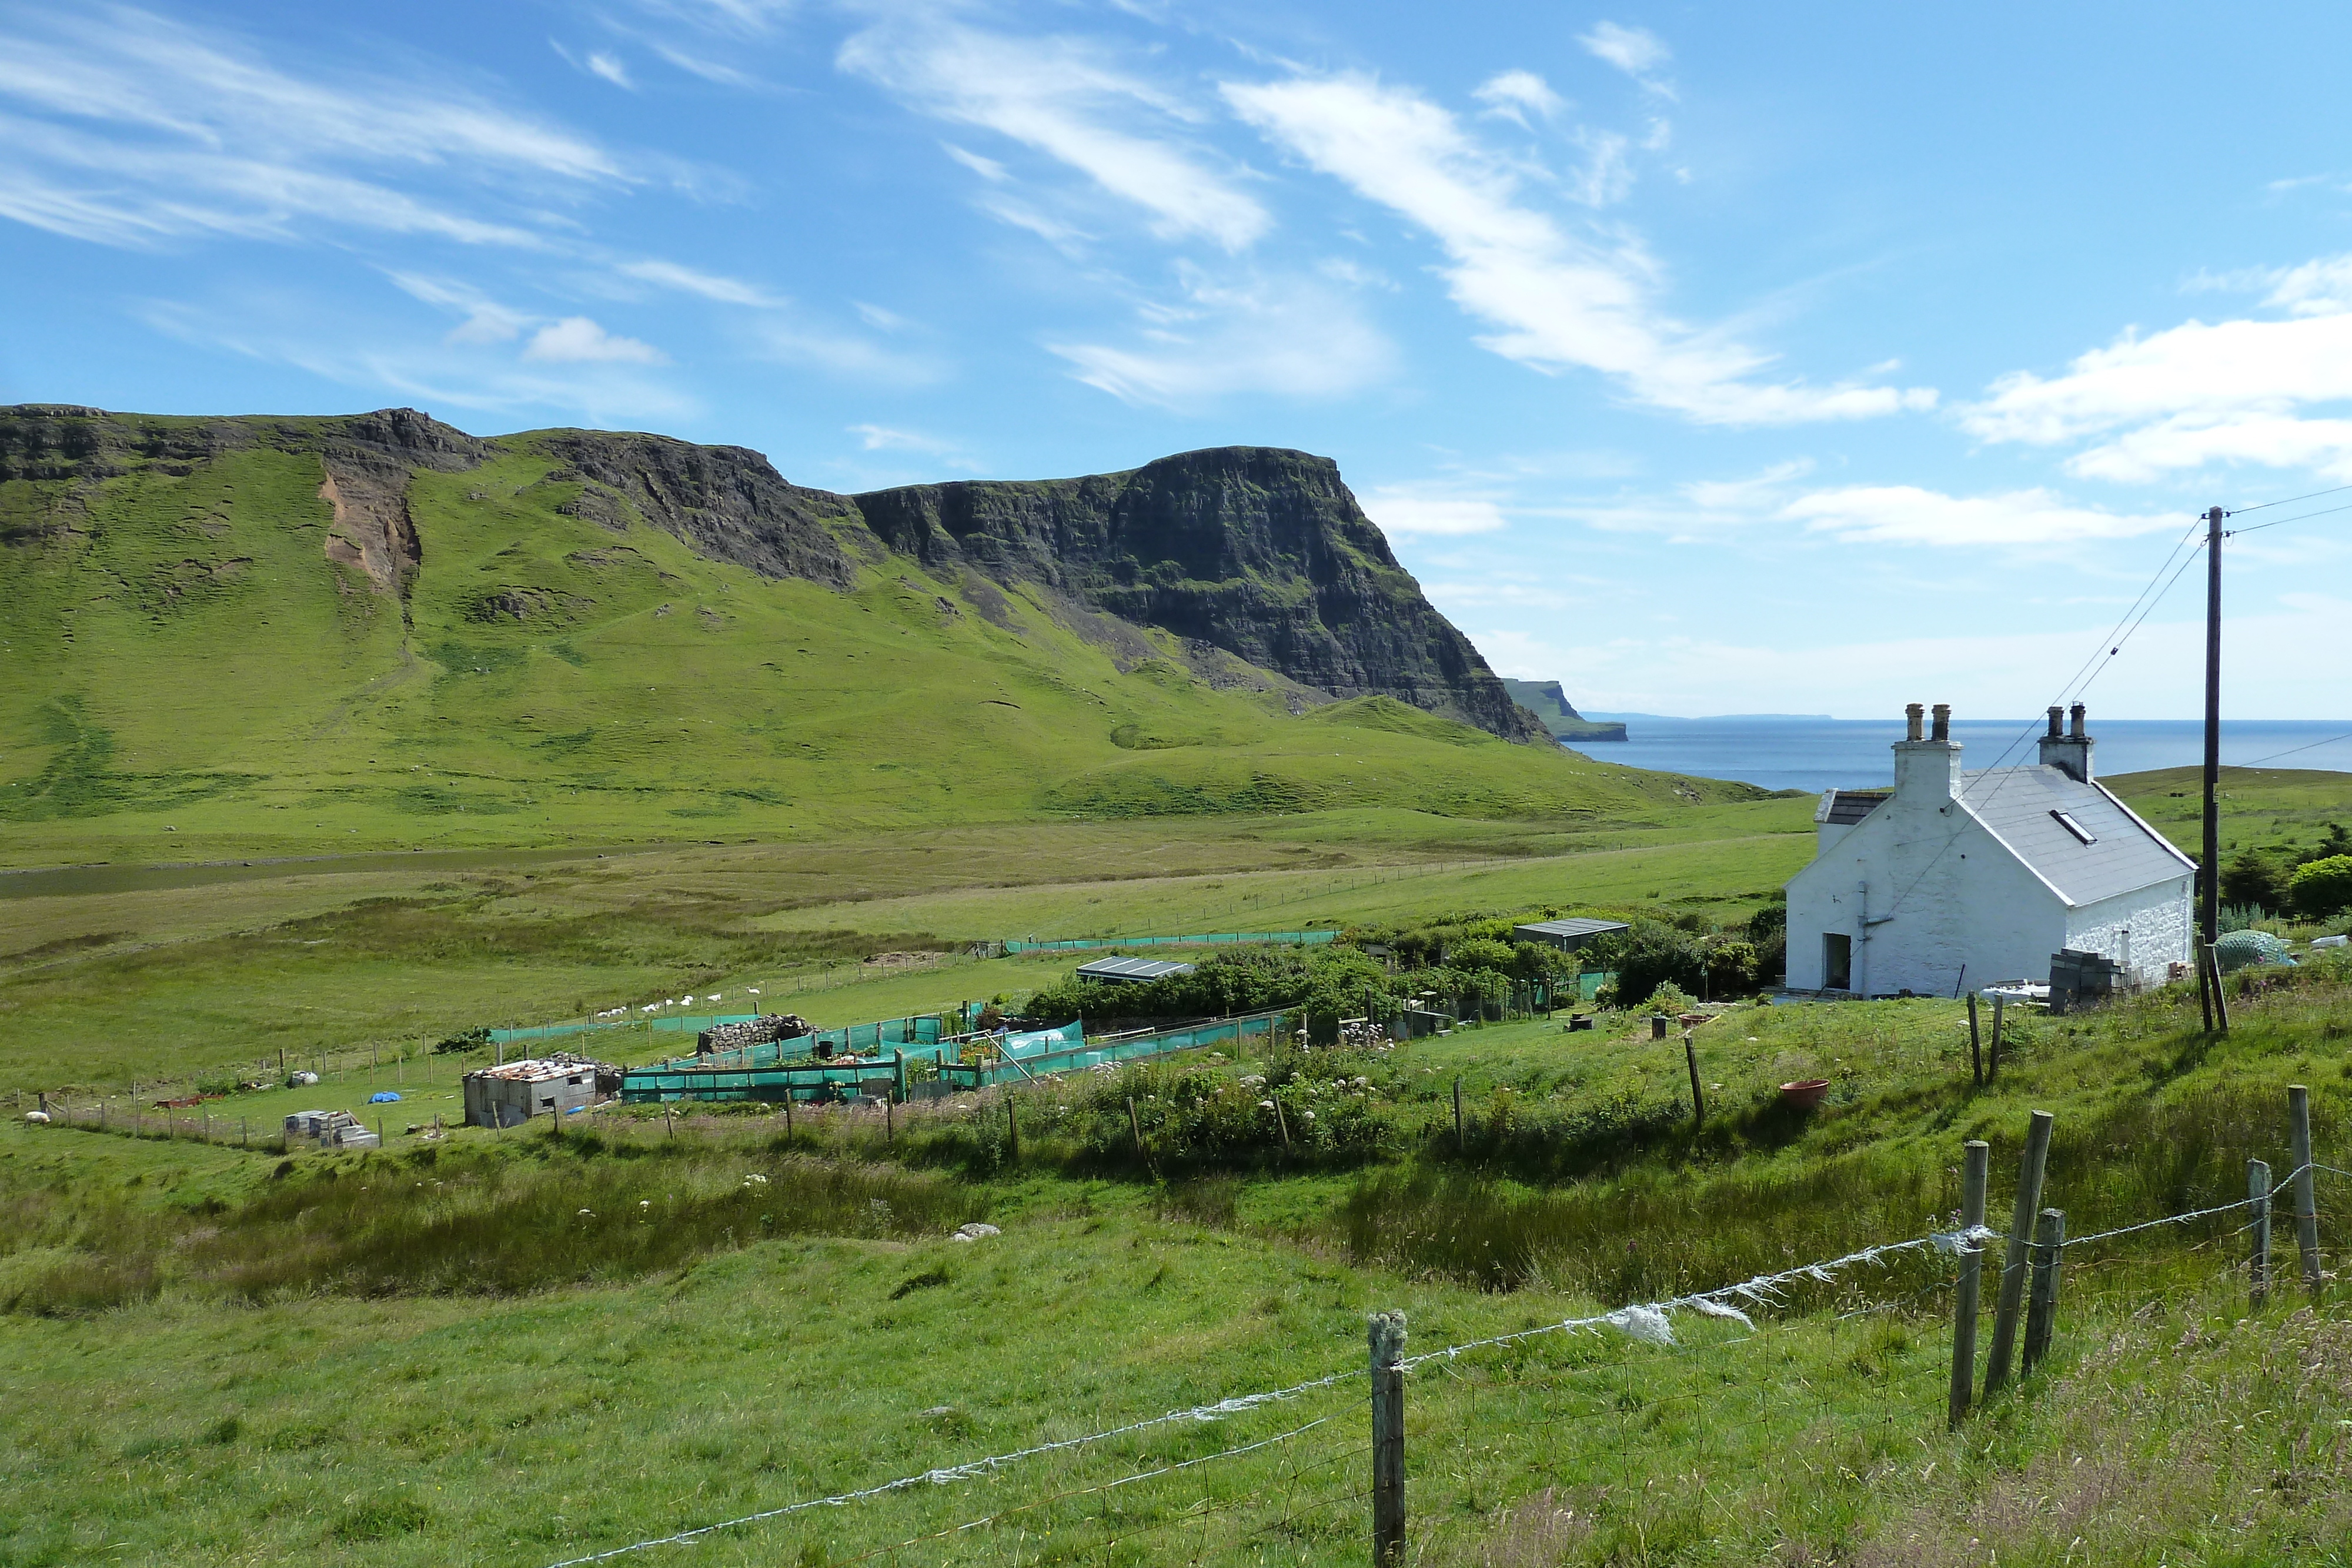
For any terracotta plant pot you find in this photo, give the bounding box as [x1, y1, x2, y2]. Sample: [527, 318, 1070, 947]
[1779, 1079, 1832, 1111]
[1679, 1012, 1709, 1028]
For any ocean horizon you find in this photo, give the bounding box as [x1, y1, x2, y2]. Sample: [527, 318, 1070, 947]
[1561, 716, 2352, 794]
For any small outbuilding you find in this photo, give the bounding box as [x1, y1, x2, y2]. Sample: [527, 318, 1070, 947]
[463, 1058, 601, 1128]
[1075, 956, 1197, 984]
[1510, 917, 1631, 954]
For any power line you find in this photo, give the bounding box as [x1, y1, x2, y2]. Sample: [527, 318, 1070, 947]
[2221, 730, 2352, 771]
[2225, 480, 2352, 516]
[2224, 497, 2352, 537]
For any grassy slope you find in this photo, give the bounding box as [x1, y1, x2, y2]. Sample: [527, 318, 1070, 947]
[0, 430, 1757, 868]
[4, 963, 2350, 1565]
[8, 770, 2346, 1098]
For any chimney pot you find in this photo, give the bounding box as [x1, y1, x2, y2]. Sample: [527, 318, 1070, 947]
[1905, 703, 1924, 743]
[2070, 703, 2087, 739]
[1931, 703, 1952, 743]
[2047, 706, 2064, 738]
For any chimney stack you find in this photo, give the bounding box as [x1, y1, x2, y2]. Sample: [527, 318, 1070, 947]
[2040, 704, 2095, 782]
[2047, 706, 2063, 738]
[1894, 700, 1961, 803]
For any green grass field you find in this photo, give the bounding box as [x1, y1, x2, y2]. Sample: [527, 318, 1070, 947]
[5, 948, 2351, 1566]
[1, 425, 1770, 870]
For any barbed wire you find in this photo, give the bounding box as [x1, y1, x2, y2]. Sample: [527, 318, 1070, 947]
[538, 1371, 1358, 1568]
[543, 1157, 2340, 1567]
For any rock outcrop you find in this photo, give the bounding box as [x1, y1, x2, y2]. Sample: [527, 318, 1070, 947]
[0, 407, 1545, 743]
[852, 447, 1547, 743]
[1500, 678, 1629, 743]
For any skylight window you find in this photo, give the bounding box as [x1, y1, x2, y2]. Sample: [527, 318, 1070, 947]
[2050, 810, 2097, 845]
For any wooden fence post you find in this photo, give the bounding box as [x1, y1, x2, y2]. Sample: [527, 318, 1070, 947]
[1127, 1096, 1146, 1159]
[1949, 1138, 1989, 1427]
[2207, 945, 2231, 1035]
[2248, 1157, 2271, 1309]
[2290, 1084, 2321, 1296]
[1684, 1032, 1705, 1127]
[1452, 1076, 1464, 1151]
[1006, 1095, 1020, 1164]
[1989, 995, 2006, 1081]
[1967, 993, 1983, 1086]
[1983, 1108, 2054, 1396]
[2022, 1208, 2065, 1376]
[2197, 937, 2214, 1031]
[1369, 1311, 1407, 1567]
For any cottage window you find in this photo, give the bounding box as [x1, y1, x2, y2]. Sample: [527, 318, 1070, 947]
[2050, 810, 2097, 845]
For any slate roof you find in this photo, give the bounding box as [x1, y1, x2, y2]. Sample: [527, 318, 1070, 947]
[1958, 767, 2196, 907]
[1817, 788, 1890, 826]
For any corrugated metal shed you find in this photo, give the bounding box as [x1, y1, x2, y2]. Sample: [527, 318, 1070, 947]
[463, 1058, 600, 1128]
[1075, 956, 1198, 983]
[1511, 917, 1631, 951]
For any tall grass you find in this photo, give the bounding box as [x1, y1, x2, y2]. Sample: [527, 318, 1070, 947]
[0, 1137, 986, 1315]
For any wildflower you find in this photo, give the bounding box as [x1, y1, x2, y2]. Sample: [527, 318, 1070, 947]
[578, 1208, 594, 1217]
[1259, 1099, 1275, 1110]
[1302, 1111, 1316, 1121]
[743, 1173, 769, 1186]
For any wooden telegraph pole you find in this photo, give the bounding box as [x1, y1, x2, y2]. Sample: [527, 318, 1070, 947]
[2200, 503, 2225, 992]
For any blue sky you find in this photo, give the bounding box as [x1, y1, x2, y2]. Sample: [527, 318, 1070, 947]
[6, 1, 2351, 720]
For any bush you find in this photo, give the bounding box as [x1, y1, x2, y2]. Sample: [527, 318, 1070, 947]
[1705, 939, 1761, 998]
[1590, 920, 1706, 1007]
[2287, 855, 2352, 918]
[1448, 937, 1515, 973]
[433, 1027, 491, 1055]
[1640, 981, 1698, 1015]
[2221, 851, 2287, 910]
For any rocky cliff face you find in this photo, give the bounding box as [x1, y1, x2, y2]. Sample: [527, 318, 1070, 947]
[0, 407, 1544, 743]
[852, 447, 1546, 743]
[1499, 678, 1629, 743]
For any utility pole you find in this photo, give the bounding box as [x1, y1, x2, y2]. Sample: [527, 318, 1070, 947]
[2201, 504, 2224, 948]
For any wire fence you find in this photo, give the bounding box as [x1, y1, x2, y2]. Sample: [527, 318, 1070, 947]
[526, 1102, 2343, 1568]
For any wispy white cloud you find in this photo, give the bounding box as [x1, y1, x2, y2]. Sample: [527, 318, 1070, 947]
[943, 143, 1008, 182]
[524, 316, 667, 363]
[0, 5, 623, 250]
[1473, 69, 1563, 127]
[1047, 262, 1393, 407]
[1222, 73, 1933, 426]
[386, 272, 531, 344]
[1578, 22, 1674, 96]
[619, 258, 781, 307]
[1361, 485, 1509, 537]
[1963, 263, 2352, 482]
[1778, 485, 2183, 547]
[840, 14, 1268, 250]
[586, 52, 635, 90]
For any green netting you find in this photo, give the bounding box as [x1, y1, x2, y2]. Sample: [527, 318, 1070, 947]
[1002, 932, 1339, 952]
[938, 1011, 1285, 1090]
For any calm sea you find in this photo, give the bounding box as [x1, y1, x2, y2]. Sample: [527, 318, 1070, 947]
[1564, 717, 2352, 794]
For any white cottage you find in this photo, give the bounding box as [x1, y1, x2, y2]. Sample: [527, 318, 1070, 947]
[1783, 703, 2196, 998]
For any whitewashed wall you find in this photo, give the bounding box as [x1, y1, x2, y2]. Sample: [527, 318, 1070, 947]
[2065, 877, 2195, 984]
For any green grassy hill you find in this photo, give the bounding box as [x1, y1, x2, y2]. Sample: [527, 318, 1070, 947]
[0, 409, 1756, 869]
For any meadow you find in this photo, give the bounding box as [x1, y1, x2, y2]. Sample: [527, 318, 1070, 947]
[4, 951, 2351, 1566]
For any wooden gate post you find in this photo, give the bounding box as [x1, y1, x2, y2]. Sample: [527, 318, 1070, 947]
[2022, 1208, 2066, 1376]
[1369, 1311, 1408, 1567]
[2290, 1085, 2321, 1296]
[1984, 1109, 2054, 1396]
[1966, 993, 1983, 1086]
[1949, 1138, 1989, 1427]
[1683, 1032, 1705, 1127]
[2248, 1157, 2271, 1309]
